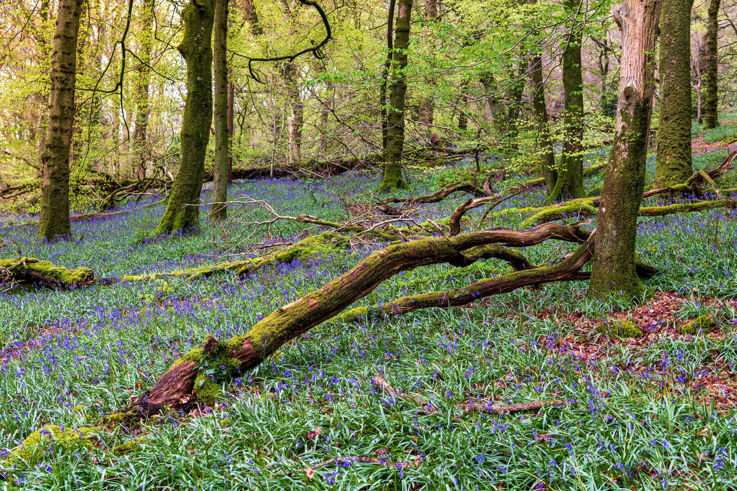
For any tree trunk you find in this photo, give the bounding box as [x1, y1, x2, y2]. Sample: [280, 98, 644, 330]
[588, 0, 662, 300]
[417, 0, 437, 141]
[155, 0, 214, 235]
[549, 0, 584, 201]
[702, 0, 720, 129]
[529, 54, 557, 193]
[654, 0, 693, 186]
[209, 0, 229, 221]
[227, 81, 235, 184]
[284, 62, 303, 164]
[34, 0, 52, 169]
[133, 0, 154, 181]
[38, 0, 84, 242]
[380, 0, 413, 192]
[128, 224, 590, 410]
[457, 80, 469, 131]
[380, 0, 396, 154]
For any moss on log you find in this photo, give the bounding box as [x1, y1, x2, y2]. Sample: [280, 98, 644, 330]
[0, 257, 95, 289]
[2, 425, 98, 470]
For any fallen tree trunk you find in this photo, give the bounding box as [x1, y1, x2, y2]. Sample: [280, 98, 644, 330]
[0, 257, 94, 289]
[122, 223, 591, 415]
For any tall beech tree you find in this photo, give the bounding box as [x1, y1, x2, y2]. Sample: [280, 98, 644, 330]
[155, 0, 214, 235]
[655, 0, 693, 186]
[702, 0, 721, 129]
[588, 0, 662, 300]
[209, 0, 229, 221]
[38, 0, 85, 242]
[549, 0, 584, 201]
[380, 0, 413, 192]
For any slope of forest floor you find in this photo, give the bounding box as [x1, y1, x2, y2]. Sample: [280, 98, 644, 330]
[1, 116, 737, 489]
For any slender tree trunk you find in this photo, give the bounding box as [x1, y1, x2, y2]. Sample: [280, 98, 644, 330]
[380, 0, 413, 192]
[155, 0, 214, 235]
[227, 81, 234, 184]
[702, 0, 720, 129]
[380, 0, 396, 153]
[133, 0, 153, 180]
[457, 80, 469, 131]
[655, 0, 693, 186]
[210, 0, 229, 221]
[38, 0, 84, 242]
[588, 0, 662, 300]
[34, 0, 52, 169]
[550, 0, 584, 201]
[417, 0, 437, 141]
[529, 54, 557, 193]
[284, 62, 303, 164]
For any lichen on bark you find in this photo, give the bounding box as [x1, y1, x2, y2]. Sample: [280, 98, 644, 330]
[655, 0, 693, 187]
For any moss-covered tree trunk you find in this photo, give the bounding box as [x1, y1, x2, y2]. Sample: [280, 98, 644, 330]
[38, 0, 84, 242]
[380, 0, 412, 192]
[588, 0, 662, 300]
[549, 0, 584, 201]
[133, 0, 153, 181]
[128, 224, 589, 410]
[654, 0, 693, 186]
[155, 0, 214, 235]
[530, 54, 557, 193]
[209, 0, 229, 221]
[702, 0, 720, 129]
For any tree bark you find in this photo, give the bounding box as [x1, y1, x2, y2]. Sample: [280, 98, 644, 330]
[209, 0, 229, 221]
[155, 0, 214, 235]
[529, 54, 557, 193]
[380, 0, 396, 155]
[549, 0, 584, 201]
[655, 0, 693, 186]
[284, 62, 303, 164]
[380, 0, 412, 192]
[702, 0, 720, 129]
[133, 0, 154, 181]
[227, 81, 235, 184]
[588, 0, 662, 300]
[38, 0, 84, 242]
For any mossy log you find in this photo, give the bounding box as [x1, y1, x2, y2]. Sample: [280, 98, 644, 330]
[0, 257, 94, 289]
[121, 233, 346, 282]
[124, 223, 590, 414]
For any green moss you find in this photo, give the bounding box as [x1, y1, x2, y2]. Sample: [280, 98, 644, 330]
[111, 437, 149, 455]
[519, 198, 597, 228]
[3, 425, 97, 469]
[604, 320, 643, 338]
[170, 335, 251, 404]
[0, 257, 94, 287]
[678, 315, 717, 335]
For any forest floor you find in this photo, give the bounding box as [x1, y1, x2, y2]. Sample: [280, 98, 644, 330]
[1, 115, 737, 489]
